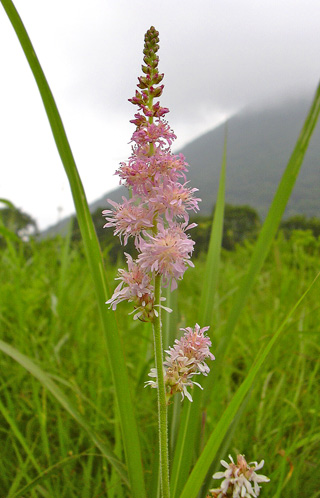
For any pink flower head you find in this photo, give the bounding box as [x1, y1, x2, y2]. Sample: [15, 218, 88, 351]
[116, 151, 189, 196]
[146, 324, 215, 402]
[106, 253, 155, 321]
[166, 323, 215, 373]
[138, 223, 195, 290]
[102, 197, 154, 245]
[131, 121, 177, 148]
[149, 179, 201, 222]
[208, 454, 270, 498]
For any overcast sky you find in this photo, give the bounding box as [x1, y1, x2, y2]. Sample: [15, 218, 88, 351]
[1, 0, 319, 230]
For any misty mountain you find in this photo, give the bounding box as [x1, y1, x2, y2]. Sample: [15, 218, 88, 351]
[43, 96, 319, 237]
[95, 96, 319, 217]
[182, 96, 319, 218]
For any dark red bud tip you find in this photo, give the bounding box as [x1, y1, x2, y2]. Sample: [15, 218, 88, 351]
[141, 91, 149, 102]
[141, 65, 150, 75]
[152, 85, 164, 98]
[137, 76, 148, 89]
[128, 90, 144, 106]
[154, 73, 164, 84]
[152, 102, 169, 117]
[130, 112, 147, 128]
[141, 105, 153, 117]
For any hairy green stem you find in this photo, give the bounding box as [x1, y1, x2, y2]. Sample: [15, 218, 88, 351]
[152, 274, 170, 498]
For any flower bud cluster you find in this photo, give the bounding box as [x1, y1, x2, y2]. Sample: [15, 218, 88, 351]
[146, 324, 215, 402]
[103, 26, 200, 321]
[207, 454, 270, 498]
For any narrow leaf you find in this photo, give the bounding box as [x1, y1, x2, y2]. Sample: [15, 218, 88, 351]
[0, 397, 41, 474]
[0, 340, 129, 486]
[216, 82, 320, 364]
[171, 82, 320, 497]
[10, 452, 98, 497]
[199, 126, 227, 327]
[180, 272, 320, 498]
[170, 126, 227, 498]
[0, 2, 146, 496]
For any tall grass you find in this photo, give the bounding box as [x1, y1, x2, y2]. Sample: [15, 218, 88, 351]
[0, 233, 319, 496]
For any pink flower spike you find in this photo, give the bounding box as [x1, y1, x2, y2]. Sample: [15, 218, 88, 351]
[103, 26, 200, 324]
[106, 254, 155, 318]
[166, 323, 215, 372]
[148, 180, 201, 222]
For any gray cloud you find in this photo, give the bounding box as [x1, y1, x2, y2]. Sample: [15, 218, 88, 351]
[55, 0, 320, 138]
[1, 0, 319, 228]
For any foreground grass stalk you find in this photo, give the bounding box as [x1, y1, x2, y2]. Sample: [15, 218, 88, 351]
[179, 271, 320, 498]
[0, 1, 146, 496]
[152, 275, 170, 498]
[171, 80, 320, 497]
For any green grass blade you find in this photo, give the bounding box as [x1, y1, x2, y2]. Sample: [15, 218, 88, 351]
[199, 126, 227, 327]
[0, 397, 41, 474]
[170, 129, 227, 498]
[0, 339, 129, 487]
[171, 82, 320, 498]
[0, 198, 16, 209]
[215, 82, 320, 364]
[199, 388, 252, 496]
[0, 225, 21, 242]
[0, 2, 146, 496]
[10, 452, 98, 497]
[179, 271, 320, 498]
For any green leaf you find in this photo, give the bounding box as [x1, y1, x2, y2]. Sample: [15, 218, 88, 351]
[171, 81, 320, 497]
[216, 82, 320, 365]
[0, 339, 129, 487]
[0, 2, 146, 496]
[0, 225, 21, 242]
[199, 126, 228, 328]
[170, 126, 227, 498]
[10, 452, 99, 497]
[179, 272, 320, 498]
[0, 397, 42, 474]
[0, 198, 16, 209]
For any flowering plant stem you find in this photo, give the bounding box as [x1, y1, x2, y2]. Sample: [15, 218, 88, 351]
[152, 274, 170, 498]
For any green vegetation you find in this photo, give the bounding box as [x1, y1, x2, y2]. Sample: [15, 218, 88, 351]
[75, 203, 320, 260]
[0, 225, 319, 497]
[0, 200, 38, 245]
[1, 3, 319, 496]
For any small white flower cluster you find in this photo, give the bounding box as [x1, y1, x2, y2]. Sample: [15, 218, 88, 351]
[208, 454, 270, 498]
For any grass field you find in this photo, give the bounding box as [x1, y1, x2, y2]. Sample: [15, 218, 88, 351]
[1, 3, 320, 496]
[0, 228, 319, 497]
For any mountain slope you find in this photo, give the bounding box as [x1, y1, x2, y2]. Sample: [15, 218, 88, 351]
[181, 96, 320, 218]
[43, 95, 320, 237]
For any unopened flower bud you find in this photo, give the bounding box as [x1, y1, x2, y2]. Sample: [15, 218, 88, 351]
[151, 85, 164, 98]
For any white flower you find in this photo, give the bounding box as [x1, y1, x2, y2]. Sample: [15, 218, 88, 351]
[209, 454, 270, 498]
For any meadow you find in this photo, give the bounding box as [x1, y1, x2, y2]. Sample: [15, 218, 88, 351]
[1, 2, 320, 497]
[0, 227, 319, 497]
